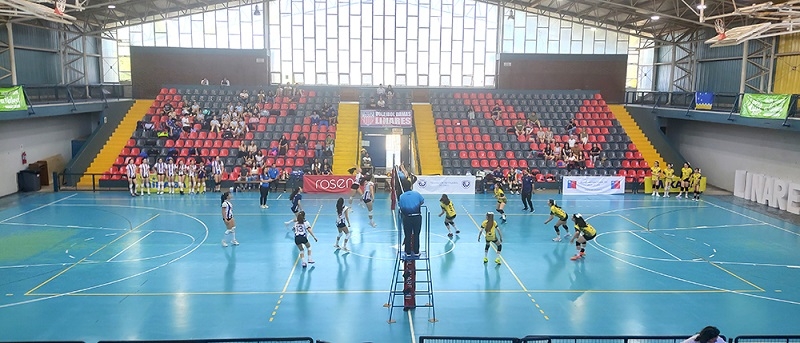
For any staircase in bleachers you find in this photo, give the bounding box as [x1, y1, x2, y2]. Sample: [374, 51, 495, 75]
[432, 90, 654, 184]
[102, 86, 340, 182]
[80, 100, 149, 186]
[332, 102, 360, 174]
[412, 104, 443, 175]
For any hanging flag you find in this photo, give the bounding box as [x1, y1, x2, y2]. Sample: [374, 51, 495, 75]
[695, 92, 714, 110]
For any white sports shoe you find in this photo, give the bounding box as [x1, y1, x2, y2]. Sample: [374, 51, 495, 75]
[552, 236, 562, 242]
[221, 240, 228, 247]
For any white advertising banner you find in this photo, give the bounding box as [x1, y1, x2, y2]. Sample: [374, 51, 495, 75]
[413, 175, 476, 194]
[562, 176, 626, 195]
[734, 170, 800, 215]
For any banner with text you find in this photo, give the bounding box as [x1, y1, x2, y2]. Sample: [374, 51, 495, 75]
[360, 110, 413, 128]
[0, 86, 27, 112]
[740, 94, 791, 119]
[413, 175, 475, 194]
[303, 175, 355, 193]
[562, 176, 625, 195]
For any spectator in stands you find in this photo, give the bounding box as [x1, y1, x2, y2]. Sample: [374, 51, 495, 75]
[566, 153, 578, 172]
[321, 159, 332, 175]
[325, 134, 335, 156]
[368, 96, 377, 108]
[257, 89, 266, 103]
[467, 107, 476, 121]
[545, 129, 554, 142]
[293, 83, 302, 97]
[278, 135, 289, 156]
[254, 150, 265, 167]
[579, 128, 589, 145]
[543, 143, 555, 161]
[386, 85, 395, 99]
[491, 104, 502, 120]
[377, 96, 386, 108]
[210, 115, 221, 133]
[577, 151, 587, 170]
[567, 135, 577, 149]
[589, 144, 601, 162]
[142, 120, 155, 131]
[572, 142, 583, 159]
[232, 120, 245, 139]
[528, 112, 542, 128]
[239, 89, 250, 103]
[310, 110, 320, 126]
[276, 85, 283, 97]
[247, 113, 259, 131]
[565, 119, 577, 135]
[514, 120, 526, 137]
[284, 82, 293, 96]
[537, 127, 547, 143]
[310, 158, 322, 175]
[201, 78, 209, 85]
[221, 78, 230, 87]
[361, 151, 373, 174]
[682, 326, 725, 343]
[553, 143, 562, 161]
[377, 84, 386, 96]
[247, 141, 258, 158]
[181, 115, 192, 133]
[266, 89, 276, 103]
[562, 143, 573, 159]
[297, 133, 308, 150]
[524, 119, 535, 136]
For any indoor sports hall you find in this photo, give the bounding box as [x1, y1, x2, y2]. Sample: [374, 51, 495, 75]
[1, 0, 799, 343]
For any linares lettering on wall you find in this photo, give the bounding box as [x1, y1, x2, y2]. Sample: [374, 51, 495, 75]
[734, 170, 800, 215]
[375, 117, 413, 125]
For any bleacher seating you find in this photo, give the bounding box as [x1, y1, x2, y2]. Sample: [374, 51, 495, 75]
[359, 87, 411, 111]
[102, 86, 340, 182]
[432, 90, 651, 184]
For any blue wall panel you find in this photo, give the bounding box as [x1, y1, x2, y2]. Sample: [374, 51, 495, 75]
[11, 24, 58, 51]
[15, 49, 60, 84]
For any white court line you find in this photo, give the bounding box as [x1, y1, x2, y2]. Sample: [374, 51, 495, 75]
[0, 194, 76, 223]
[650, 223, 764, 231]
[408, 311, 417, 343]
[629, 231, 682, 261]
[0, 204, 208, 309]
[703, 199, 800, 237]
[107, 231, 154, 262]
[0, 222, 128, 231]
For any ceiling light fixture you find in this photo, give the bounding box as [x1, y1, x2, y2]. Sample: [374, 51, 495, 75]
[108, 4, 115, 8]
[696, 4, 707, 10]
[651, 15, 660, 20]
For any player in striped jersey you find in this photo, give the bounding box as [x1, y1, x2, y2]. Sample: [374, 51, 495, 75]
[125, 158, 137, 197]
[333, 198, 351, 251]
[165, 158, 177, 194]
[348, 166, 363, 205]
[220, 191, 239, 247]
[137, 160, 151, 195]
[212, 156, 224, 192]
[154, 158, 167, 194]
[187, 159, 197, 194]
[176, 159, 187, 194]
[362, 174, 377, 227]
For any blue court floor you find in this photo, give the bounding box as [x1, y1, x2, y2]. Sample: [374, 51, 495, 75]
[0, 190, 799, 343]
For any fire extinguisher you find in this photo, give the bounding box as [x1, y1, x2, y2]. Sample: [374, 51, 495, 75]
[21, 151, 27, 165]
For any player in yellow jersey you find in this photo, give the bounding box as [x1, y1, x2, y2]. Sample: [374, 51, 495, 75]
[569, 213, 597, 260]
[544, 199, 570, 242]
[650, 161, 663, 197]
[478, 212, 503, 265]
[438, 194, 460, 238]
[690, 167, 703, 201]
[677, 162, 693, 198]
[663, 163, 675, 198]
[493, 183, 508, 223]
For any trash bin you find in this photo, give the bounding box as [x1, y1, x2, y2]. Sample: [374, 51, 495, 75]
[17, 170, 41, 192]
[29, 161, 49, 186]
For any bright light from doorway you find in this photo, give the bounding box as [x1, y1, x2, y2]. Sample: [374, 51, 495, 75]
[386, 135, 402, 170]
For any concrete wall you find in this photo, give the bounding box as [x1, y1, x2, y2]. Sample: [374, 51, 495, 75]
[665, 120, 800, 191]
[0, 114, 94, 196]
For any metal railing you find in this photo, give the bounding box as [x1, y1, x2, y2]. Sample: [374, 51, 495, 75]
[98, 338, 315, 343]
[624, 91, 799, 124]
[420, 337, 520, 343]
[20, 83, 132, 115]
[734, 336, 800, 343]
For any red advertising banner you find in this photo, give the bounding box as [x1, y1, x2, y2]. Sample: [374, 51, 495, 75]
[303, 175, 355, 193]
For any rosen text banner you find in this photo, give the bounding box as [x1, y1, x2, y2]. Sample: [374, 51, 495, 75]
[303, 175, 355, 193]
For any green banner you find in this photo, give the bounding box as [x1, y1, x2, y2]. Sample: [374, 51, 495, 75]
[0, 86, 27, 112]
[740, 93, 791, 119]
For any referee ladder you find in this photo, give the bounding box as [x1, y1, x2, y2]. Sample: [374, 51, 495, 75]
[384, 205, 437, 324]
